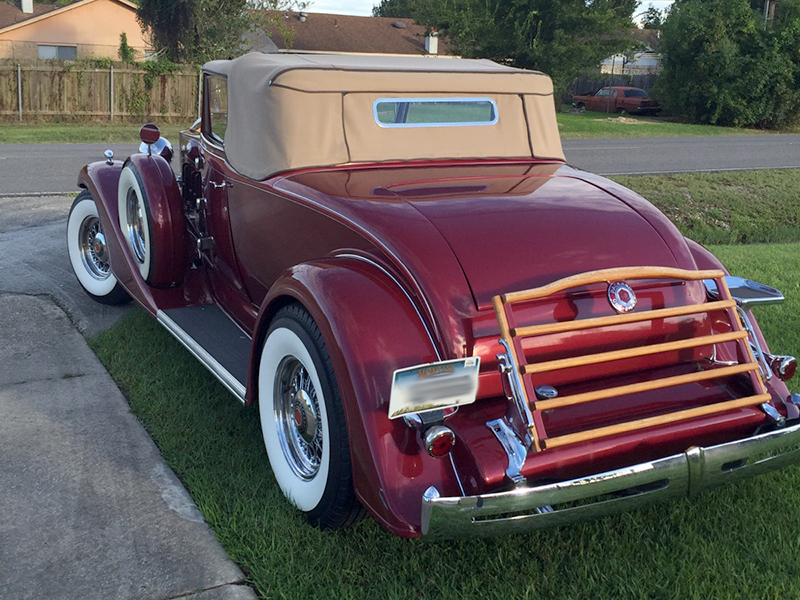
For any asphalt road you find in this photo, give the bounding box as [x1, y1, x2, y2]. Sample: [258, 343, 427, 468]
[0, 142, 139, 195]
[1, 134, 800, 196]
[565, 134, 800, 176]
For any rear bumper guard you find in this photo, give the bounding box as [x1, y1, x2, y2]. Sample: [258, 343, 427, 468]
[421, 422, 800, 540]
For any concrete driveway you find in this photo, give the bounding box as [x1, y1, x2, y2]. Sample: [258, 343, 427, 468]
[0, 199, 257, 599]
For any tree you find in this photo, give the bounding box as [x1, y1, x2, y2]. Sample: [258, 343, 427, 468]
[372, 0, 414, 18]
[641, 7, 664, 29]
[137, 0, 302, 64]
[656, 0, 800, 128]
[410, 0, 638, 95]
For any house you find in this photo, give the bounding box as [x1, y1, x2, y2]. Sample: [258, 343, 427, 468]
[0, 0, 150, 61]
[599, 27, 661, 75]
[600, 50, 661, 75]
[244, 11, 449, 56]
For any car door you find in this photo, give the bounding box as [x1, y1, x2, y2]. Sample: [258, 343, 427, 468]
[610, 89, 619, 112]
[198, 73, 257, 331]
[588, 88, 609, 112]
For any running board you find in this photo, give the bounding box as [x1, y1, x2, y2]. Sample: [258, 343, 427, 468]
[157, 306, 250, 403]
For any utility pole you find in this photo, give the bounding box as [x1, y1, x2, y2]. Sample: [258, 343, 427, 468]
[763, 0, 778, 28]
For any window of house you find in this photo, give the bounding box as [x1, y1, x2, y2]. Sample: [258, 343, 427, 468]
[37, 45, 77, 60]
[373, 98, 498, 128]
[206, 75, 228, 144]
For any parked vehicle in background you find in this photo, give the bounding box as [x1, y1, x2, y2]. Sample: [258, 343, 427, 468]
[573, 86, 661, 115]
[68, 53, 800, 540]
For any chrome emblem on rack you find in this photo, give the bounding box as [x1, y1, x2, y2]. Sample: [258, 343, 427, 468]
[607, 281, 637, 313]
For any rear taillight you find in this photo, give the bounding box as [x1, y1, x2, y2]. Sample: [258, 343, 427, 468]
[768, 355, 797, 381]
[424, 426, 456, 458]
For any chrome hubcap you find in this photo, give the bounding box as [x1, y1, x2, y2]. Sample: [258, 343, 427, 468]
[125, 188, 146, 264]
[275, 356, 322, 479]
[78, 216, 111, 280]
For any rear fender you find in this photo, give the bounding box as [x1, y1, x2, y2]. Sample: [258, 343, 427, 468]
[247, 256, 459, 537]
[687, 238, 790, 401]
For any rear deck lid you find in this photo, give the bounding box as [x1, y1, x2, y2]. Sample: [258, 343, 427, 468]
[402, 174, 680, 309]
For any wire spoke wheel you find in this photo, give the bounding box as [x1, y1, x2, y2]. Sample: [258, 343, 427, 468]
[259, 304, 365, 529]
[66, 191, 129, 305]
[275, 356, 323, 479]
[78, 215, 111, 280]
[125, 187, 147, 264]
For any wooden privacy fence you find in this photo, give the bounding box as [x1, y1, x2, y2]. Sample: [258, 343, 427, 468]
[0, 63, 201, 122]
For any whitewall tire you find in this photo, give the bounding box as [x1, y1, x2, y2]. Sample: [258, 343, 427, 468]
[118, 162, 153, 281]
[258, 304, 364, 529]
[66, 191, 129, 305]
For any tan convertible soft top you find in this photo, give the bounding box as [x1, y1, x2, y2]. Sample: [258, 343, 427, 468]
[203, 52, 564, 180]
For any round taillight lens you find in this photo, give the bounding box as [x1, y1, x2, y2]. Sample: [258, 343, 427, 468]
[424, 425, 455, 458]
[778, 356, 797, 381]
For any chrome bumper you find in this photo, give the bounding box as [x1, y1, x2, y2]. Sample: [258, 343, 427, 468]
[421, 422, 800, 540]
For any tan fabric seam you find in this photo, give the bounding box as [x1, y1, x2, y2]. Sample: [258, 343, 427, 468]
[520, 93, 535, 157]
[341, 92, 353, 163]
[271, 82, 554, 97]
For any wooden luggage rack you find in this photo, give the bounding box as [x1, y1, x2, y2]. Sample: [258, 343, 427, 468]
[492, 267, 771, 453]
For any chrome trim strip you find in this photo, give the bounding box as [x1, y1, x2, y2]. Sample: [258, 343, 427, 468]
[421, 422, 800, 539]
[373, 97, 499, 128]
[736, 305, 772, 380]
[497, 340, 536, 448]
[157, 309, 246, 403]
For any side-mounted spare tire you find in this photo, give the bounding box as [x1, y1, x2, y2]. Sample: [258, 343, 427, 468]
[117, 157, 186, 289]
[66, 190, 130, 305]
[258, 304, 365, 529]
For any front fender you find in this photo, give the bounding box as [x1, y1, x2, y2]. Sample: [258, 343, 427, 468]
[77, 159, 141, 298]
[247, 255, 461, 537]
[78, 155, 192, 314]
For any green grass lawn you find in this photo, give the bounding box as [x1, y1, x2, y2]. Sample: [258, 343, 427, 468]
[0, 122, 186, 144]
[612, 169, 800, 245]
[90, 240, 800, 600]
[557, 110, 785, 139]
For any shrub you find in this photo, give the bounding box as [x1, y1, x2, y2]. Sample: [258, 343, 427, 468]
[656, 0, 800, 128]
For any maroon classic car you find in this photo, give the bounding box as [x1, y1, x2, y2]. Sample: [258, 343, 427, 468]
[68, 53, 800, 539]
[572, 86, 661, 115]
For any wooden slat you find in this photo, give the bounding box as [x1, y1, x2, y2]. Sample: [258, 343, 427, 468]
[492, 295, 514, 343]
[503, 267, 724, 304]
[523, 330, 748, 375]
[543, 393, 771, 449]
[512, 299, 736, 339]
[535, 363, 758, 411]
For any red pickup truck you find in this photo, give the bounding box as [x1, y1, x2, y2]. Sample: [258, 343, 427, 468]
[572, 86, 661, 115]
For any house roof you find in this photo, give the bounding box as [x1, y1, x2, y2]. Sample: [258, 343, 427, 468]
[257, 11, 450, 55]
[0, 1, 60, 30]
[0, 0, 138, 34]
